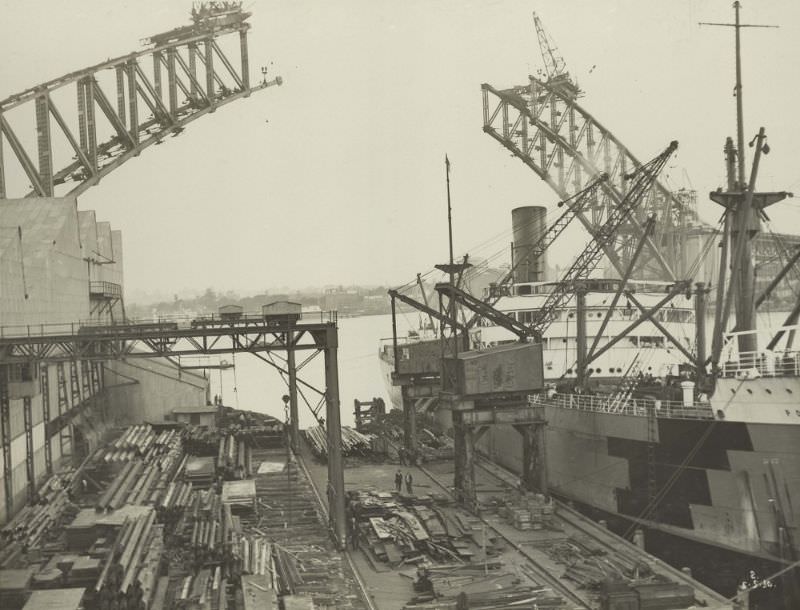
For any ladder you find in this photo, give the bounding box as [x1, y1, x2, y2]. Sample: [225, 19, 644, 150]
[607, 353, 644, 412]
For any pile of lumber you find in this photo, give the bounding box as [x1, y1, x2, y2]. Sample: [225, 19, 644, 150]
[405, 565, 565, 609]
[303, 425, 375, 460]
[541, 536, 653, 590]
[350, 491, 497, 568]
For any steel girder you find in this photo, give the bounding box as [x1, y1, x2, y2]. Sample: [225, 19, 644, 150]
[482, 78, 698, 280]
[0, 18, 281, 199]
[0, 318, 338, 363]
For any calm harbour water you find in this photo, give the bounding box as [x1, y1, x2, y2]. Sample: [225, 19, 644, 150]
[208, 313, 410, 429]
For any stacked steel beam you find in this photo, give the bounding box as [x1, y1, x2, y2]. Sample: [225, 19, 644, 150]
[303, 425, 375, 459]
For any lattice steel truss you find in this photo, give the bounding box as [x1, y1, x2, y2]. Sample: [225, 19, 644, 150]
[482, 77, 698, 281]
[0, 10, 281, 199]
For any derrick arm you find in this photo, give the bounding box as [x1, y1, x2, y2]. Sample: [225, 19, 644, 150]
[530, 141, 678, 338]
[388, 290, 465, 332]
[466, 172, 609, 331]
[755, 245, 800, 309]
[416, 273, 438, 333]
[436, 283, 531, 341]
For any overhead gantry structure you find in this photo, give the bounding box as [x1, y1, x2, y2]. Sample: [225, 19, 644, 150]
[0, 313, 349, 549]
[482, 17, 696, 282]
[0, 5, 281, 199]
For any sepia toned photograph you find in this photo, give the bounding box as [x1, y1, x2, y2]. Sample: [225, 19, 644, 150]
[0, 1, 798, 608]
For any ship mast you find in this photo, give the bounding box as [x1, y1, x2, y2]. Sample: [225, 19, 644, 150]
[701, 3, 785, 361]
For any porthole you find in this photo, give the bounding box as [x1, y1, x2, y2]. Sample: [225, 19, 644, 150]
[746, 388, 753, 394]
[716, 409, 725, 420]
[596, 368, 602, 373]
[765, 388, 772, 394]
[566, 368, 573, 374]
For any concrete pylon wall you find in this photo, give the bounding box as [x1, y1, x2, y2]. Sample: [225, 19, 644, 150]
[512, 206, 548, 283]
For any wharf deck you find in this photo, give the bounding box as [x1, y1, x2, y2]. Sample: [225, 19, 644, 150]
[298, 441, 733, 610]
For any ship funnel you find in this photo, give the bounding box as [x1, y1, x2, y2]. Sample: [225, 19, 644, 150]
[512, 206, 548, 283]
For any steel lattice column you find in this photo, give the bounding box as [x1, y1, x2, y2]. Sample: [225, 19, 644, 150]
[0, 367, 12, 520]
[81, 361, 91, 398]
[323, 325, 346, 549]
[239, 29, 250, 91]
[34, 93, 53, 196]
[56, 362, 70, 457]
[40, 364, 52, 475]
[0, 120, 5, 198]
[287, 335, 299, 450]
[400, 385, 417, 461]
[23, 396, 34, 501]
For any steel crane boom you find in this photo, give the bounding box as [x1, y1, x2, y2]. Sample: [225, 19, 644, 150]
[529, 140, 678, 339]
[465, 172, 609, 330]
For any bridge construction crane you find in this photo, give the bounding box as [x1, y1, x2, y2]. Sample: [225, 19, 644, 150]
[532, 12, 580, 99]
[0, 5, 282, 200]
[482, 15, 697, 281]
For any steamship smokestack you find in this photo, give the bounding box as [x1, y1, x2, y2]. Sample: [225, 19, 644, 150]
[512, 206, 548, 283]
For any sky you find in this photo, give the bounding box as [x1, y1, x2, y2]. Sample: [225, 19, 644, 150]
[1, 1, 799, 303]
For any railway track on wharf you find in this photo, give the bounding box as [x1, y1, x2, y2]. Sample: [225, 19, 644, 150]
[414, 460, 592, 608]
[472, 454, 730, 609]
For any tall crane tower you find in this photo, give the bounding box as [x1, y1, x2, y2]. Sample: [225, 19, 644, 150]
[532, 12, 580, 100]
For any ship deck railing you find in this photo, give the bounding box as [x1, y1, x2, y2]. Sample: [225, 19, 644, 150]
[720, 349, 800, 379]
[528, 392, 715, 420]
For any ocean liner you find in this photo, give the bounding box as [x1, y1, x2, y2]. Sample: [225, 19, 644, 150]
[380, 6, 799, 569]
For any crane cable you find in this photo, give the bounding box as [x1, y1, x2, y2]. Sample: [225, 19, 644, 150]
[622, 376, 746, 540]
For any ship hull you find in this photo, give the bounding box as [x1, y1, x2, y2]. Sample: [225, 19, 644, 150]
[380, 346, 800, 564]
[477, 407, 798, 560]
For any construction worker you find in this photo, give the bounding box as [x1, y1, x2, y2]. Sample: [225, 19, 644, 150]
[350, 515, 359, 550]
[394, 469, 403, 493]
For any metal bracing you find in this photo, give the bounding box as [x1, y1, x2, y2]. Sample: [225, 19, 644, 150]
[528, 142, 678, 340]
[389, 290, 464, 332]
[80, 360, 91, 399]
[56, 362, 70, 458]
[482, 80, 695, 280]
[0, 315, 339, 362]
[69, 360, 82, 407]
[469, 173, 609, 329]
[23, 397, 34, 501]
[0, 370, 12, 519]
[589, 281, 691, 364]
[40, 363, 52, 475]
[0, 11, 281, 199]
[436, 283, 532, 340]
[0, 315, 348, 547]
[586, 216, 657, 363]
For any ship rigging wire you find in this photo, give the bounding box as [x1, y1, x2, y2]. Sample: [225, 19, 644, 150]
[622, 376, 746, 542]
